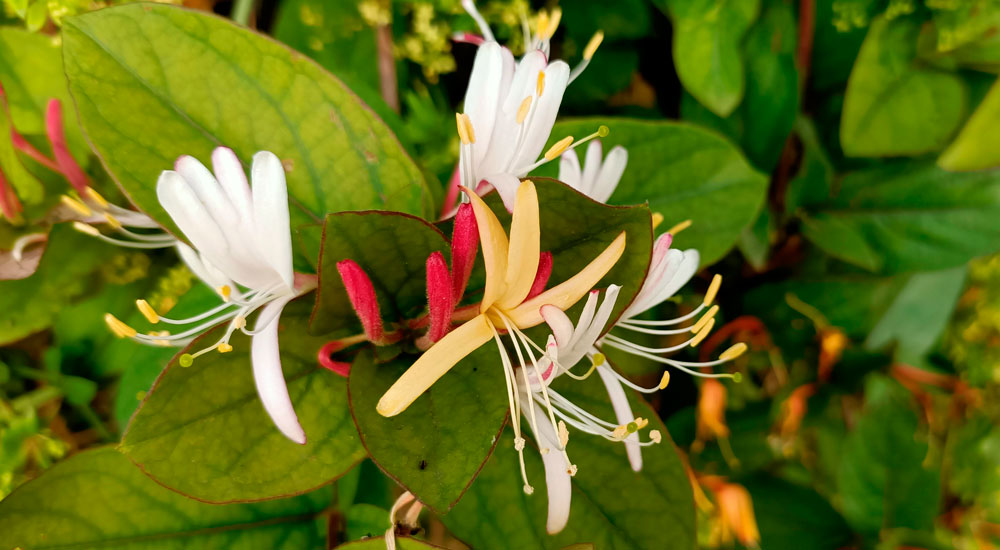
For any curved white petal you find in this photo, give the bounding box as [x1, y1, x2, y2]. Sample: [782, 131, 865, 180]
[251, 295, 305, 444]
[175, 155, 239, 230]
[593, 145, 627, 203]
[541, 305, 575, 349]
[251, 151, 295, 290]
[157, 171, 229, 261]
[482, 173, 522, 212]
[532, 412, 572, 534]
[514, 60, 570, 171]
[175, 242, 231, 291]
[463, 42, 507, 163]
[566, 290, 600, 352]
[576, 285, 620, 354]
[596, 365, 643, 471]
[211, 147, 254, 223]
[580, 140, 603, 197]
[558, 148, 582, 190]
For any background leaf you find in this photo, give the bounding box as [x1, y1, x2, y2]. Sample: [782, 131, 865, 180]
[121, 298, 366, 502]
[938, 77, 1000, 171]
[0, 447, 331, 549]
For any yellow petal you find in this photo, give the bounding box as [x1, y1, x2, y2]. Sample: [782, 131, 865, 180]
[464, 187, 509, 312]
[506, 231, 626, 328]
[376, 314, 494, 417]
[497, 180, 540, 310]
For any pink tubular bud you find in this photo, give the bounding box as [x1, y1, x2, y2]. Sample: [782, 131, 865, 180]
[526, 251, 553, 299]
[0, 81, 59, 172]
[0, 167, 22, 219]
[317, 341, 351, 377]
[450, 202, 479, 303]
[45, 99, 89, 194]
[336, 259, 385, 343]
[426, 251, 455, 343]
[452, 32, 486, 45]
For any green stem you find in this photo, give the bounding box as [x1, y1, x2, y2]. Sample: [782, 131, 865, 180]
[10, 386, 63, 412]
[231, 0, 255, 26]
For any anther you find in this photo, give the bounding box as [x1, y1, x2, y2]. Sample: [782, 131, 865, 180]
[650, 430, 662, 444]
[523, 484, 534, 495]
[544, 136, 574, 160]
[217, 343, 233, 353]
[659, 371, 671, 390]
[104, 313, 137, 338]
[612, 425, 628, 440]
[516, 96, 532, 124]
[651, 212, 664, 229]
[667, 219, 692, 236]
[514, 437, 526, 451]
[558, 420, 569, 447]
[689, 318, 715, 347]
[136, 299, 160, 323]
[720, 342, 748, 361]
[179, 353, 194, 367]
[461, 113, 475, 143]
[536, 11, 549, 39]
[233, 316, 246, 330]
[60, 195, 91, 216]
[567, 464, 578, 476]
[691, 305, 719, 334]
[218, 285, 232, 302]
[544, 8, 562, 39]
[456, 113, 471, 145]
[703, 274, 722, 306]
[635, 417, 648, 429]
[72, 221, 100, 236]
[583, 30, 604, 60]
[536, 71, 545, 96]
[103, 212, 122, 230]
[84, 187, 109, 208]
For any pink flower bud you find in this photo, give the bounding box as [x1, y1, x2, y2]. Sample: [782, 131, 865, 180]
[450, 202, 479, 303]
[426, 252, 455, 342]
[336, 259, 384, 343]
[526, 251, 553, 299]
[45, 99, 90, 194]
[317, 341, 351, 377]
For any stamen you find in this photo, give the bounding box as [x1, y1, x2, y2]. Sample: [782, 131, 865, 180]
[720, 342, 748, 361]
[544, 136, 574, 161]
[558, 420, 569, 447]
[651, 212, 664, 229]
[84, 187, 110, 208]
[217, 343, 233, 353]
[60, 195, 92, 217]
[659, 371, 671, 389]
[456, 113, 472, 145]
[689, 318, 715, 347]
[461, 113, 476, 143]
[179, 353, 194, 367]
[543, 8, 561, 40]
[461, 0, 495, 42]
[536, 11, 549, 40]
[536, 71, 545, 96]
[104, 313, 137, 338]
[704, 274, 722, 306]
[523, 484, 534, 495]
[516, 96, 532, 124]
[219, 285, 232, 302]
[583, 30, 604, 60]
[650, 430, 662, 443]
[690, 305, 719, 334]
[136, 299, 160, 324]
[103, 213, 122, 230]
[667, 219, 692, 236]
[72, 221, 100, 236]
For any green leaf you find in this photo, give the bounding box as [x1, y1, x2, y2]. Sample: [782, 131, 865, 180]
[939, 77, 1000, 170]
[0, 224, 115, 345]
[836, 375, 940, 534]
[741, 475, 853, 550]
[545, 119, 768, 266]
[335, 537, 445, 549]
[865, 266, 966, 362]
[841, 16, 967, 157]
[800, 161, 1000, 273]
[0, 447, 331, 549]
[312, 212, 448, 336]
[948, 414, 1000, 503]
[660, 0, 760, 117]
[784, 117, 834, 216]
[343, 503, 389, 541]
[442, 375, 694, 550]
[62, 4, 430, 239]
[348, 350, 507, 513]
[121, 297, 366, 502]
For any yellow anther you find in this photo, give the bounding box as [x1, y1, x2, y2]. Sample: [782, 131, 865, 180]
[536, 10, 549, 38]
[612, 425, 629, 440]
[516, 96, 532, 124]
[558, 420, 569, 447]
[218, 285, 232, 302]
[591, 352, 606, 366]
[84, 187, 109, 208]
[703, 274, 722, 306]
[217, 343, 233, 353]
[690, 304, 720, 334]
[536, 71, 545, 96]
[658, 371, 671, 390]
[544, 8, 562, 39]
[689, 317, 715, 347]
[462, 113, 476, 144]
[60, 195, 92, 217]
[455, 113, 471, 145]
[104, 313, 137, 338]
[523, 484, 534, 495]
[544, 135, 574, 161]
[720, 342, 748, 361]
[634, 417, 649, 430]
[136, 299, 160, 324]
[234, 316, 247, 330]
[667, 219, 692, 236]
[148, 330, 170, 346]
[103, 212, 122, 230]
[650, 430, 662, 444]
[72, 221, 100, 236]
[583, 30, 604, 60]
[651, 212, 664, 229]
[567, 464, 578, 476]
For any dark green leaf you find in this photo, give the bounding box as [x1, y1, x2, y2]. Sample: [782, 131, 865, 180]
[335, 537, 445, 549]
[62, 4, 430, 240]
[800, 161, 1000, 272]
[841, 16, 967, 157]
[741, 475, 853, 550]
[949, 414, 1000, 502]
[442, 375, 694, 549]
[545, 119, 768, 266]
[0, 447, 331, 549]
[939, 77, 1000, 170]
[121, 297, 366, 502]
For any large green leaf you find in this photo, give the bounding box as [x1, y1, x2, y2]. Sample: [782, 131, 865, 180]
[840, 16, 967, 157]
[442, 375, 694, 549]
[800, 161, 1000, 273]
[348, 351, 507, 513]
[544, 119, 768, 266]
[659, 0, 760, 117]
[336, 538, 445, 550]
[836, 375, 940, 535]
[62, 4, 430, 239]
[121, 297, 366, 502]
[939, 77, 1000, 171]
[312, 212, 449, 336]
[741, 475, 853, 550]
[0, 447, 331, 550]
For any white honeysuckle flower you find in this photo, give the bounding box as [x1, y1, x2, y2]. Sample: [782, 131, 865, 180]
[453, 0, 607, 211]
[103, 147, 316, 445]
[558, 140, 628, 203]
